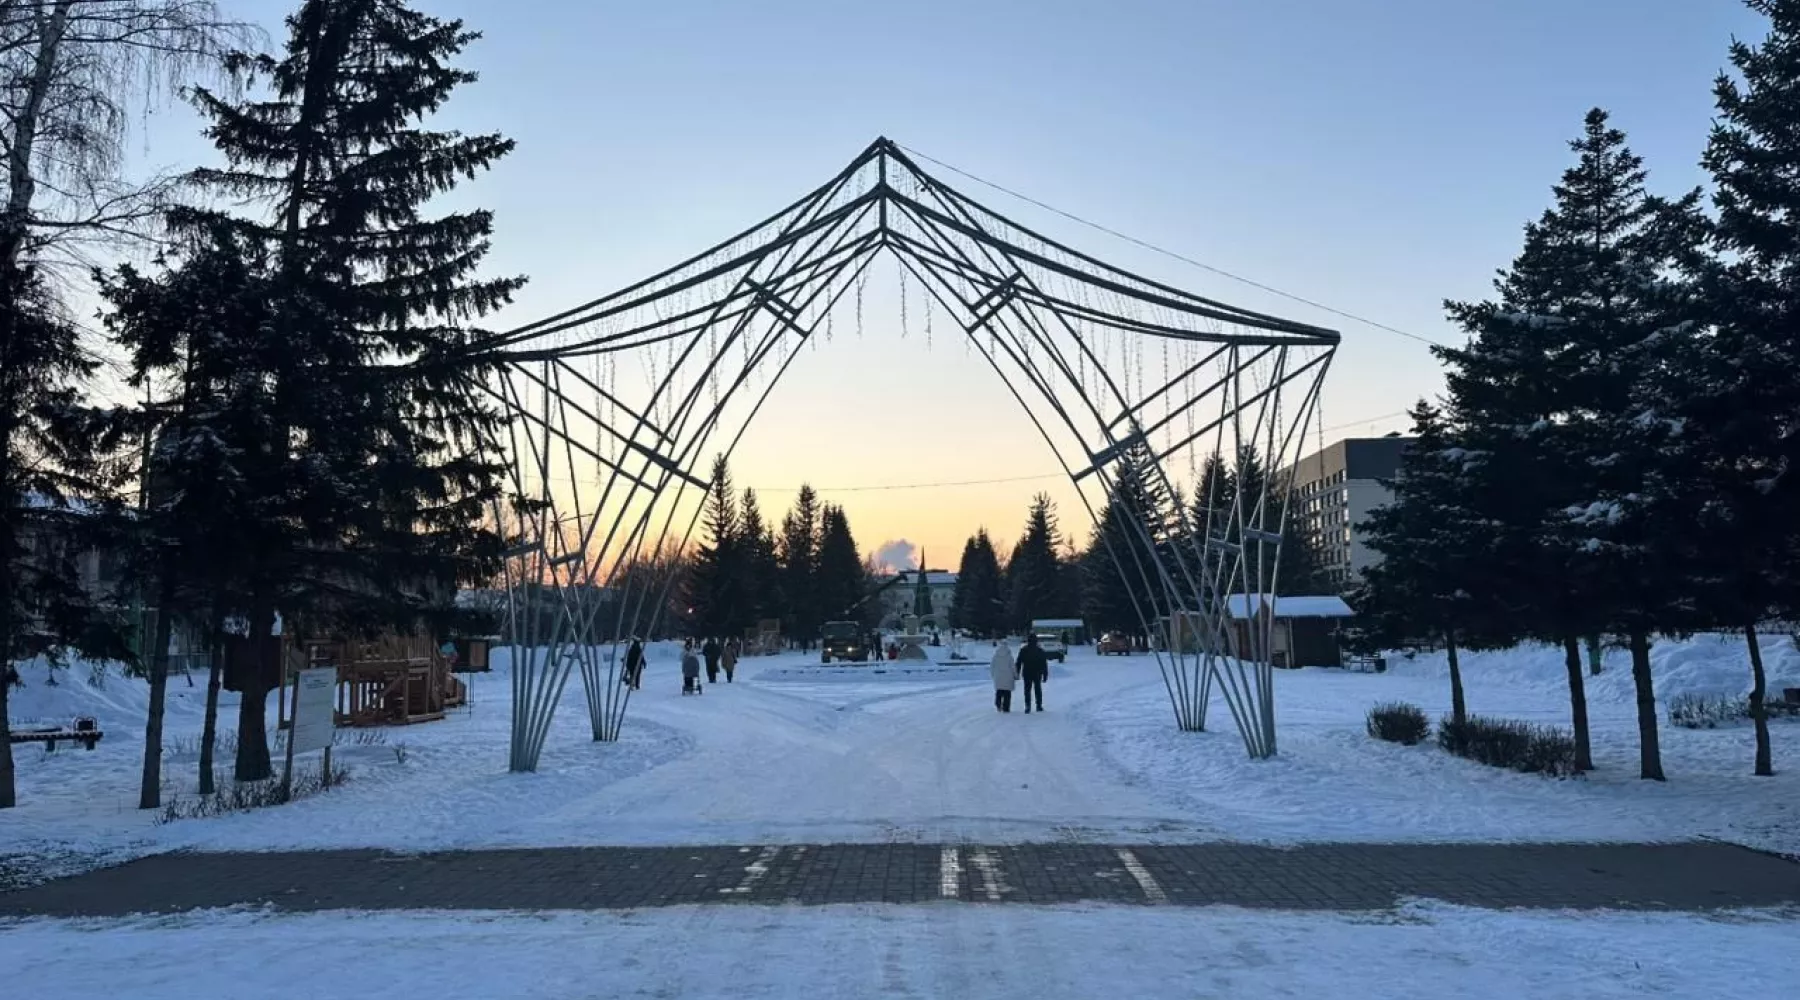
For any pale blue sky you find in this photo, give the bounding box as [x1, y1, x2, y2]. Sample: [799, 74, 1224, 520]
[126, 0, 1766, 566]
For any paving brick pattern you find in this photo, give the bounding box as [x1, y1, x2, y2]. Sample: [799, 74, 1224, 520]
[2, 841, 1796, 918]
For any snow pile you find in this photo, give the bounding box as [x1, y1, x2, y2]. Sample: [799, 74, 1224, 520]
[1382, 631, 1800, 706]
[2, 902, 1795, 999]
[1082, 634, 1800, 854]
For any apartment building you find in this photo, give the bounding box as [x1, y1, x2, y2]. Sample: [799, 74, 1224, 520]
[1278, 435, 1413, 590]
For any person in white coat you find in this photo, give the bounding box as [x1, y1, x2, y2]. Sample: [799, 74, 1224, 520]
[989, 641, 1017, 713]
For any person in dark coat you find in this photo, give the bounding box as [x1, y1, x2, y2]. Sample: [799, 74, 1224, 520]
[702, 637, 722, 683]
[1016, 633, 1049, 713]
[624, 639, 645, 690]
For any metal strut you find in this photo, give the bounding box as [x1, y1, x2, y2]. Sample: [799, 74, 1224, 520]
[467, 139, 1338, 770]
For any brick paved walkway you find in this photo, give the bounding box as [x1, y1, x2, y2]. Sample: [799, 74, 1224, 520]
[4, 841, 1797, 917]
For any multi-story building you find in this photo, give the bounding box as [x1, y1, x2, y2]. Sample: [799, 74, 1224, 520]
[874, 569, 958, 630]
[1278, 435, 1414, 591]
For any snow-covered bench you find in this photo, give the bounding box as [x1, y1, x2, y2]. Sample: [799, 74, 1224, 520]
[1344, 656, 1387, 673]
[8, 716, 102, 752]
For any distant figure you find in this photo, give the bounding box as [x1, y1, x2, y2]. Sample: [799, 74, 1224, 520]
[989, 640, 1016, 712]
[625, 638, 645, 690]
[702, 636, 722, 684]
[1016, 634, 1049, 714]
[681, 639, 702, 695]
[721, 639, 738, 683]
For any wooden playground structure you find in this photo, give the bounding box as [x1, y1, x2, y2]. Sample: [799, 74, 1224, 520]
[277, 632, 490, 729]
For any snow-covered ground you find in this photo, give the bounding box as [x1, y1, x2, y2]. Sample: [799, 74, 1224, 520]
[4, 633, 1798, 861]
[4, 901, 1796, 999]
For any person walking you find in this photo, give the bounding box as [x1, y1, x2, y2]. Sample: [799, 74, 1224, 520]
[681, 639, 702, 695]
[702, 636, 722, 684]
[1016, 633, 1049, 713]
[989, 640, 1016, 712]
[625, 638, 645, 690]
[721, 638, 738, 683]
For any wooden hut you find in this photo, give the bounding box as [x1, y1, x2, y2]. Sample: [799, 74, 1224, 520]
[1224, 594, 1356, 668]
[278, 630, 470, 729]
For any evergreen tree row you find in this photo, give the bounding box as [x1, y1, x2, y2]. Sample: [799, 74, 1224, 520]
[679, 458, 872, 643]
[1358, 1, 1800, 781]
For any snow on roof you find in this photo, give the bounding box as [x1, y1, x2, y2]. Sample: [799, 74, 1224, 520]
[1031, 618, 1085, 628]
[1224, 593, 1355, 619]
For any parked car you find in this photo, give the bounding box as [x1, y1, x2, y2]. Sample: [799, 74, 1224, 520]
[1034, 633, 1067, 662]
[1097, 631, 1133, 655]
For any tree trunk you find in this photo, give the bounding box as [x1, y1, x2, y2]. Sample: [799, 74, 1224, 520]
[136, 582, 176, 809]
[0, 464, 16, 808]
[234, 602, 274, 782]
[0, 1, 73, 268]
[1586, 634, 1602, 675]
[1627, 628, 1664, 781]
[1444, 628, 1466, 725]
[0, 654, 13, 809]
[198, 624, 224, 795]
[1744, 623, 1773, 778]
[1561, 634, 1593, 772]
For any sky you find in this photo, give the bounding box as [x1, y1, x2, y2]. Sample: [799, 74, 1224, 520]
[112, 0, 1767, 571]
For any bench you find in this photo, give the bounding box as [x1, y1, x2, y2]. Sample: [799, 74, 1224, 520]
[8, 716, 102, 752]
[1344, 655, 1387, 674]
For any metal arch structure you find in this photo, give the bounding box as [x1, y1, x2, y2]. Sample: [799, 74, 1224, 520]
[476, 138, 1338, 772]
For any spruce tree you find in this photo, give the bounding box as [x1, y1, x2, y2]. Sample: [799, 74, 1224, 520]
[739, 488, 782, 625]
[1355, 401, 1500, 725]
[814, 504, 866, 624]
[1006, 493, 1068, 631]
[1670, 0, 1800, 776]
[0, 264, 126, 808]
[682, 456, 748, 638]
[778, 484, 822, 644]
[1084, 449, 1169, 636]
[99, 225, 277, 807]
[950, 529, 1005, 637]
[174, 0, 521, 780]
[950, 535, 982, 633]
[1436, 109, 1683, 776]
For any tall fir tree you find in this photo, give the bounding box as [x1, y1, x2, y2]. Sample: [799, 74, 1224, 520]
[1662, 0, 1800, 776]
[1434, 109, 1686, 777]
[814, 504, 866, 625]
[1354, 401, 1503, 725]
[172, 0, 522, 780]
[681, 456, 749, 638]
[99, 225, 278, 806]
[739, 488, 782, 624]
[778, 484, 822, 644]
[949, 529, 1004, 637]
[1083, 447, 1170, 636]
[0, 265, 126, 808]
[1006, 492, 1069, 631]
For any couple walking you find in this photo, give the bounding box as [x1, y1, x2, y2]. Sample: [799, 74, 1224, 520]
[989, 634, 1048, 714]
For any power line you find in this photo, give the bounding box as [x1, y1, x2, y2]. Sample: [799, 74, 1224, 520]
[1319, 409, 1411, 434]
[748, 472, 1063, 495]
[899, 143, 1452, 350]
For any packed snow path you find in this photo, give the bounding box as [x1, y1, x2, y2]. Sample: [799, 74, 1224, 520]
[568, 656, 1218, 845]
[6, 841, 1798, 916]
